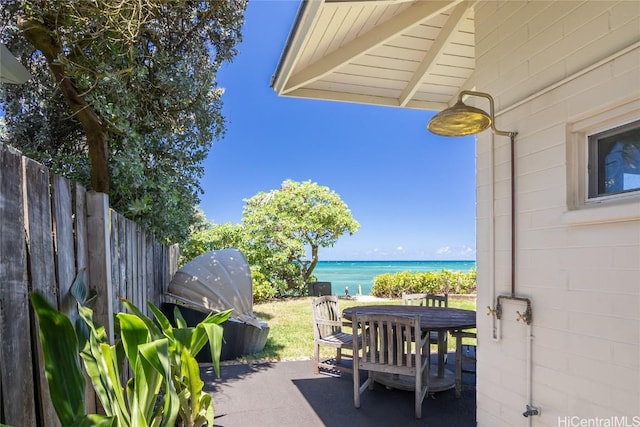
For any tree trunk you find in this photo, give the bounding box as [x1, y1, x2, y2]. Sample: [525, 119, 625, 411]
[19, 19, 110, 193]
[307, 245, 319, 279]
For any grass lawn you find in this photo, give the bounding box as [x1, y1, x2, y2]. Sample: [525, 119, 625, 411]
[232, 296, 476, 363]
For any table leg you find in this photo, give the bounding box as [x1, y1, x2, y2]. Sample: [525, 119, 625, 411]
[437, 331, 446, 378]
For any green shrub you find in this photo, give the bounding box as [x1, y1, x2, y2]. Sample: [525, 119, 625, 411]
[31, 270, 231, 427]
[371, 269, 476, 298]
[251, 269, 277, 302]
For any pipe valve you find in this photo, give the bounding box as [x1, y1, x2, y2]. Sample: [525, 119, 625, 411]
[523, 405, 540, 417]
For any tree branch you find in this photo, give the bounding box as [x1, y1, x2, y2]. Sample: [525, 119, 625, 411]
[19, 17, 111, 192]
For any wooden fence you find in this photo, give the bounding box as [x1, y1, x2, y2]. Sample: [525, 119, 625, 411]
[0, 143, 179, 426]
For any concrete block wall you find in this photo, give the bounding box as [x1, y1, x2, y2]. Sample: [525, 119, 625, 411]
[474, 2, 640, 426]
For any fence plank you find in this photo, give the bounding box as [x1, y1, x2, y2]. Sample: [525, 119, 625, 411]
[139, 229, 147, 315]
[145, 233, 154, 309]
[73, 185, 97, 415]
[74, 184, 89, 272]
[110, 213, 120, 313]
[86, 192, 114, 343]
[169, 244, 179, 295]
[52, 175, 76, 318]
[23, 157, 61, 427]
[0, 145, 37, 426]
[126, 219, 135, 309]
[116, 214, 127, 310]
[153, 242, 162, 307]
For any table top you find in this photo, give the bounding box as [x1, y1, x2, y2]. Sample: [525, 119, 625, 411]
[342, 304, 476, 331]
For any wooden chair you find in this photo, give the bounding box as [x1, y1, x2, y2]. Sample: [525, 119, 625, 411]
[402, 293, 449, 363]
[311, 295, 356, 375]
[352, 313, 430, 419]
[452, 329, 477, 398]
[401, 292, 448, 308]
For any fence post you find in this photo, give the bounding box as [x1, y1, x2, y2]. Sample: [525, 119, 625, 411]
[86, 191, 114, 343]
[0, 142, 37, 426]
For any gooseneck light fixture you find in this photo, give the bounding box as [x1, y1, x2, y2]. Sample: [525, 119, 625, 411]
[427, 90, 515, 138]
[427, 91, 537, 418]
[427, 90, 532, 324]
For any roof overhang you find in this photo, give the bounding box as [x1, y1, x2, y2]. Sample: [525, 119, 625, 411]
[1, 43, 31, 84]
[272, 0, 477, 112]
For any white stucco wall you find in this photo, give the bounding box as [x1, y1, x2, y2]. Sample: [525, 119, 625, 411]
[474, 2, 640, 426]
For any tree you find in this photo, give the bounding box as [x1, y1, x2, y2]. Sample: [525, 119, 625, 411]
[179, 220, 244, 267]
[242, 179, 360, 294]
[0, 0, 247, 243]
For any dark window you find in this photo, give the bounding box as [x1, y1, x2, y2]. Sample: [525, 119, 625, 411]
[588, 120, 640, 198]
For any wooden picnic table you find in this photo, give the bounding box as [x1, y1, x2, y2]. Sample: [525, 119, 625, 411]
[343, 304, 476, 392]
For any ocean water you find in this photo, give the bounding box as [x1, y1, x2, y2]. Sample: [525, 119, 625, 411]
[312, 260, 476, 296]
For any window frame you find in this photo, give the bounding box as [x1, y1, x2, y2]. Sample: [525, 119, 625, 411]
[587, 119, 640, 200]
[564, 99, 640, 225]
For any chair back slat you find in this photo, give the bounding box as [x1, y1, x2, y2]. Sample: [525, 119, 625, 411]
[311, 295, 343, 340]
[354, 313, 423, 375]
[402, 293, 448, 307]
[352, 312, 430, 418]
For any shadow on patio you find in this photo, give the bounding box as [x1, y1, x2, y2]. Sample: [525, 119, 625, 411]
[202, 353, 476, 427]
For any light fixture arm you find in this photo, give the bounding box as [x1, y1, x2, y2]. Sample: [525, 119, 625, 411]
[457, 90, 516, 137]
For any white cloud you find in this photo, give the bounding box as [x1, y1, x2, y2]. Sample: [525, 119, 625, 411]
[459, 245, 475, 256]
[435, 245, 475, 259]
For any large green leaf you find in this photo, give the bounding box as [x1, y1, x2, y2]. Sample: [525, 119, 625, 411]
[137, 339, 180, 427]
[190, 309, 232, 357]
[117, 313, 149, 370]
[199, 392, 214, 425]
[79, 340, 112, 416]
[72, 414, 117, 427]
[172, 328, 193, 350]
[31, 293, 86, 427]
[130, 342, 162, 427]
[147, 303, 174, 339]
[69, 268, 88, 305]
[120, 298, 163, 338]
[69, 270, 99, 350]
[97, 343, 130, 425]
[173, 307, 188, 329]
[78, 305, 108, 343]
[179, 347, 208, 425]
[201, 322, 225, 377]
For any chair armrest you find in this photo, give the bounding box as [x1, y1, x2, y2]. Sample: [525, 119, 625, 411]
[451, 330, 476, 339]
[315, 319, 343, 327]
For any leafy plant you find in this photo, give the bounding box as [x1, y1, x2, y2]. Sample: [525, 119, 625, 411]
[31, 271, 231, 427]
[371, 269, 477, 298]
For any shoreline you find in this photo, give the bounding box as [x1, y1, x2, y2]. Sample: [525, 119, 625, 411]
[338, 293, 477, 302]
[314, 260, 477, 297]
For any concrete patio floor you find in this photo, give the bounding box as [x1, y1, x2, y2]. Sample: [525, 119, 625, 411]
[202, 353, 476, 427]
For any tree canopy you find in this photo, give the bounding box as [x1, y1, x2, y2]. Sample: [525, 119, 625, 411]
[181, 179, 360, 298]
[0, 0, 247, 243]
[242, 179, 360, 287]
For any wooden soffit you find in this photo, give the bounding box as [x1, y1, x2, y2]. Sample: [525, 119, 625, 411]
[272, 0, 477, 112]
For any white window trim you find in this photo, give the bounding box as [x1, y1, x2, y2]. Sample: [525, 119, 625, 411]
[564, 98, 640, 225]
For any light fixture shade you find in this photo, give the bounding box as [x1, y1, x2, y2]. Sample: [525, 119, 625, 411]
[427, 100, 492, 136]
[0, 43, 31, 84]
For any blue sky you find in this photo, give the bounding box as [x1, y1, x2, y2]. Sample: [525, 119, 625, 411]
[198, 0, 477, 261]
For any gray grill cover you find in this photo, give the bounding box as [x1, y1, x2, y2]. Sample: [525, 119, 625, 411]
[168, 248, 262, 328]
